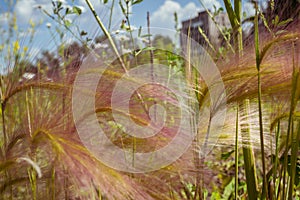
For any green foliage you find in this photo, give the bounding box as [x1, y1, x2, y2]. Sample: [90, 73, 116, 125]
[72, 6, 82, 15]
[152, 35, 175, 52]
[0, 0, 300, 199]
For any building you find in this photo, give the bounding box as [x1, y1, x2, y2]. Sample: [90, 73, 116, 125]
[180, 10, 231, 51]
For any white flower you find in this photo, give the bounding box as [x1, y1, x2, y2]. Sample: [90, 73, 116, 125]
[112, 29, 127, 35]
[122, 48, 131, 54]
[140, 37, 150, 44]
[46, 22, 51, 28]
[94, 43, 109, 49]
[22, 72, 35, 80]
[115, 34, 130, 41]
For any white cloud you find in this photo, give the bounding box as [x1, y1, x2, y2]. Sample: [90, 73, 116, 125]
[14, 0, 58, 24]
[151, 1, 198, 29]
[152, 1, 181, 23]
[14, 0, 37, 23]
[14, 0, 81, 24]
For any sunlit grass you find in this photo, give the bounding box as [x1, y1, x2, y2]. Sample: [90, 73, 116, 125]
[0, 0, 299, 199]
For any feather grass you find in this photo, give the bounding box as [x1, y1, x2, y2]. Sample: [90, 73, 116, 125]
[1, 0, 300, 199]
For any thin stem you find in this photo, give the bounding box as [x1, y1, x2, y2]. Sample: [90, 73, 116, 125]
[281, 42, 299, 200]
[254, 3, 269, 198]
[257, 71, 269, 199]
[85, 0, 127, 73]
[147, 12, 154, 83]
[223, 0, 238, 29]
[288, 120, 300, 199]
[241, 100, 258, 200]
[51, 166, 55, 200]
[0, 75, 6, 159]
[147, 12, 156, 122]
[287, 41, 299, 200]
[235, 105, 239, 200]
[234, 0, 243, 53]
[1, 102, 6, 156]
[125, 1, 136, 51]
[273, 121, 280, 199]
[108, 0, 115, 31]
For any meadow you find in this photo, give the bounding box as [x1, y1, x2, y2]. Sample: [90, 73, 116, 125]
[0, 0, 299, 199]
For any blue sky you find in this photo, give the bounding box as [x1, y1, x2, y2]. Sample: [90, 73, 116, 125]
[0, 0, 263, 57]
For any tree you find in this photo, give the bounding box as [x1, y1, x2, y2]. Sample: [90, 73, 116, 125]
[152, 34, 175, 52]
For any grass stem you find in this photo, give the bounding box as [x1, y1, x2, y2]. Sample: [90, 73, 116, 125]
[84, 0, 127, 73]
[235, 105, 239, 200]
[254, 3, 269, 198]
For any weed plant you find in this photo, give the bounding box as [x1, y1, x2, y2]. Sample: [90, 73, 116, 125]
[0, 0, 299, 199]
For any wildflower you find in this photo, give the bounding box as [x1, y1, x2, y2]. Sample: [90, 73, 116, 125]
[94, 43, 109, 49]
[115, 34, 130, 41]
[46, 22, 51, 28]
[22, 72, 35, 80]
[122, 48, 131, 54]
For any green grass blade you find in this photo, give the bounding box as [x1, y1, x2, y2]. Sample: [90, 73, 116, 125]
[234, 0, 243, 52]
[288, 41, 300, 200]
[282, 42, 299, 200]
[84, 0, 127, 73]
[273, 121, 280, 199]
[235, 105, 239, 200]
[223, 0, 238, 30]
[240, 100, 258, 200]
[288, 120, 300, 199]
[254, 3, 269, 198]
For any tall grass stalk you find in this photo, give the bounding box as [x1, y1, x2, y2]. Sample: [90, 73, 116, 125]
[197, 26, 217, 54]
[281, 41, 299, 200]
[233, 2, 242, 197]
[1, 102, 6, 156]
[28, 168, 37, 200]
[185, 21, 204, 199]
[254, 3, 269, 199]
[233, 0, 242, 53]
[84, 0, 127, 72]
[124, 0, 136, 50]
[289, 120, 300, 199]
[282, 41, 299, 199]
[235, 106, 239, 200]
[108, 0, 115, 31]
[287, 41, 299, 200]
[51, 167, 55, 200]
[241, 100, 258, 199]
[85, 0, 150, 121]
[273, 121, 280, 199]
[223, 0, 260, 198]
[0, 75, 7, 157]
